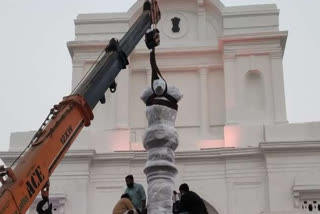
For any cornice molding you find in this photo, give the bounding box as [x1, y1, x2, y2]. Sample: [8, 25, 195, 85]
[220, 31, 288, 44]
[67, 41, 222, 58]
[130, 64, 223, 73]
[92, 148, 262, 162]
[67, 40, 108, 57]
[222, 9, 279, 17]
[220, 31, 287, 57]
[75, 17, 129, 25]
[2, 141, 319, 166]
[132, 45, 221, 55]
[260, 141, 320, 152]
[0, 150, 96, 165]
[222, 4, 279, 17]
[270, 51, 283, 59]
[0, 148, 263, 164]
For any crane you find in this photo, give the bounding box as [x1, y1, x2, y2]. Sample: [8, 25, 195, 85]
[0, 1, 160, 213]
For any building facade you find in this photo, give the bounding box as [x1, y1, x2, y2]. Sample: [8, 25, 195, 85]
[2, 0, 320, 213]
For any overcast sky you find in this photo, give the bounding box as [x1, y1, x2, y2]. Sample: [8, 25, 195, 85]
[0, 0, 319, 152]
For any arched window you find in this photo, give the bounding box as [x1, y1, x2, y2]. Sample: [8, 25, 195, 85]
[244, 70, 265, 111]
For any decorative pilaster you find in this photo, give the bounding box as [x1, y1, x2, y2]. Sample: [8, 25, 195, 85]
[197, 0, 206, 40]
[270, 52, 287, 124]
[199, 67, 210, 137]
[115, 68, 129, 128]
[71, 62, 85, 91]
[141, 86, 182, 214]
[223, 54, 238, 124]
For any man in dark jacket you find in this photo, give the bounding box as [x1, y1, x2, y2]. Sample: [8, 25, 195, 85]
[178, 183, 208, 214]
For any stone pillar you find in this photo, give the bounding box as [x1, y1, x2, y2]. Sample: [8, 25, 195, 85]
[141, 86, 182, 214]
[199, 67, 210, 137]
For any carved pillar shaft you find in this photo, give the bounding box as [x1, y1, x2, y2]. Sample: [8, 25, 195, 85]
[141, 86, 182, 214]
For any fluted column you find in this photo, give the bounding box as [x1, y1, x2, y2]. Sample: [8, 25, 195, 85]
[141, 86, 182, 214]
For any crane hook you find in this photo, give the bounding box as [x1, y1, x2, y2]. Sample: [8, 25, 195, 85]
[36, 181, 53, 214]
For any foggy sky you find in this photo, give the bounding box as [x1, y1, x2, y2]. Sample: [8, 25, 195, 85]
[0, 0, 319, 152]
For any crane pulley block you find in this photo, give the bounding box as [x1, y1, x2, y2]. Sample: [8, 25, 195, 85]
[145, 29, 160, 50]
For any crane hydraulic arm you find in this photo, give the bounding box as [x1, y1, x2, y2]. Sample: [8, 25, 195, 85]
[0, 1, 160, 214]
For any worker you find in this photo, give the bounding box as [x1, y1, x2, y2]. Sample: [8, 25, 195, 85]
[124, 175, 146, 213]
[113, 194, 138, 214]
[172, 190, 181, 214]
[178, 183, 208, 214]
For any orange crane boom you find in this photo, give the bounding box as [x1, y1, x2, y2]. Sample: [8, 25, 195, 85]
[0, 1, 160, 213]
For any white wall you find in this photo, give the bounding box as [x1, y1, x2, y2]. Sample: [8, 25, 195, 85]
[8, 143, 316, 214]
[4, 1, 320, 214]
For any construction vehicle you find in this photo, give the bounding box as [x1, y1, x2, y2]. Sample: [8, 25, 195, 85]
[0, 1, 160, 213]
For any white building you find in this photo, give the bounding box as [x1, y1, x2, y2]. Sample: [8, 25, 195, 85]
[1, 0, 320, 213]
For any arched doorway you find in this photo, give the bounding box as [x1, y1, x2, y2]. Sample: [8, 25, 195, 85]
[203, 200, 219, 214]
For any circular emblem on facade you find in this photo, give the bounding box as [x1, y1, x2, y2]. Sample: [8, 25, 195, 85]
[162, 13, 188, 39]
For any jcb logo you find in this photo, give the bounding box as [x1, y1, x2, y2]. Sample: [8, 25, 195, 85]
[60, 125, 73, 144]
[26, 166, 45, 198]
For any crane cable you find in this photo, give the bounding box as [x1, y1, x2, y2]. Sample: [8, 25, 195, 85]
[9, 108, 57, 168]
[144, 1, 178, 110]
[147, 48, 178, 110]
[151, 0, 161, 27]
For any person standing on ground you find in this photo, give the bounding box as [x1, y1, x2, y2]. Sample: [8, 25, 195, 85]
[124, 175, 146, 213]
[178, 183, 208, 214]
[113, 194, 138, 214]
